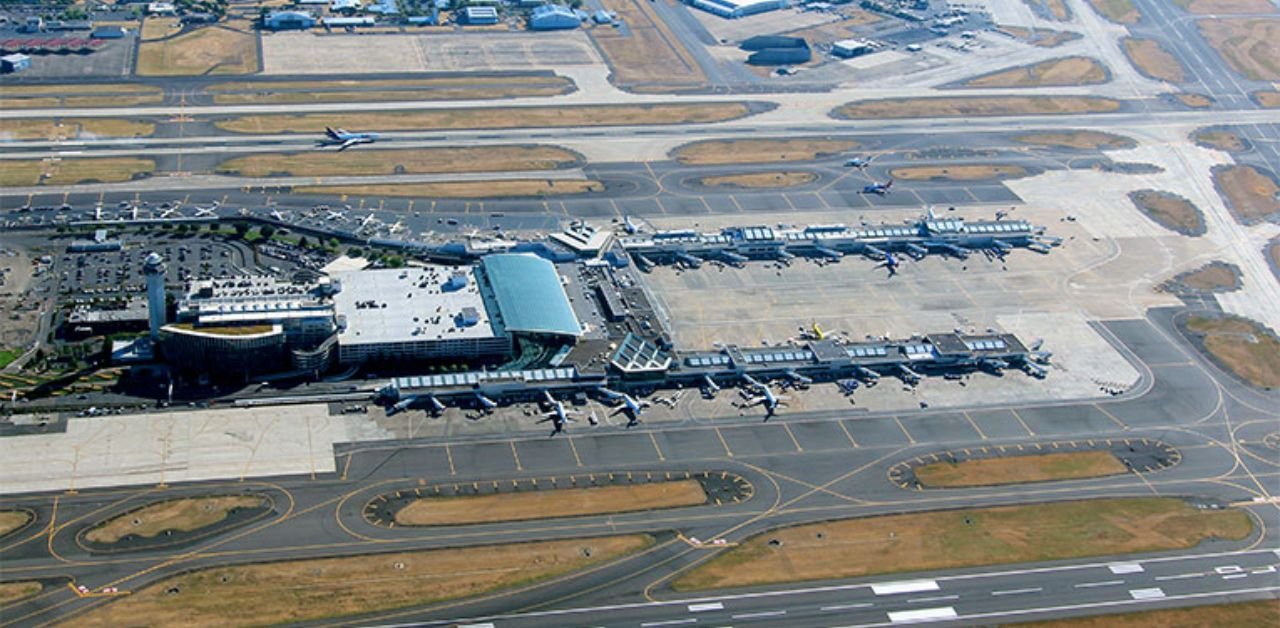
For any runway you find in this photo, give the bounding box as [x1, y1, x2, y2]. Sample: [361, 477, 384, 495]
[2, 314, 1277, 626]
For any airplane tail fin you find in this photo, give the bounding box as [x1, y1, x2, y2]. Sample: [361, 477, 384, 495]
[325, 127, 339, 140]
[885, 179, 894, 189]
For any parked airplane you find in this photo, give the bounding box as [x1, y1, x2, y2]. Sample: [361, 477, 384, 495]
[358, 214, 379, 230]
[741, 374, 787, 419]
[702, 374, 721, 397]
[473, 391, 498, 413]
[326, 209, 348, 221]
[844, 156, 868, 168]
[193, 206, 217, 218]
[877, 251, 901, 277]
[862, 179, 893, 195]
[388, 393, 446, 416]
[270, 209, 289, 222]
[321, 127, 381, 151]
[537, 390, 577, 436]
[387, 218, 406, 234]
[157, 207, 179, 219]
[598, 387, 649, 427]
[623, 215, 642, 234]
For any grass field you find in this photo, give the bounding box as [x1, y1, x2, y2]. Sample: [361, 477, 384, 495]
[1185, 315, 1280, 388]
[1013, 131, 1135, 150]
[889, 165, 1028, 181]
[0, 158, 155, 187]
[591, 0, 705, 89]
[217, 103, 752, 134]
[1176, 93, 1215, 108]
[1193, 129, 1247, 152]
[1214, 165, 1280, 224]
[0, 84, 164, 109]
[1255, 91, 1280, 107]
[1177, 263, 1240, 291]
[1029, 599, 1279, 627]
[1122, 38, 1186, 83]
[999, 26, 1081, 47]
[1130, 190, 1205, 235]
[84, 495, 266, 544]
[0, 118, 154, 141]
[0, 581, 42, 606]
[295, 180, 603, 198]
[0, 511, 31, 537]
[833, 96, 1120, 119]
[396, 481, 706, 526]
[699, 171, 817, 189]
[1087, 0, 1140, 23]
[140, 17, 183, 41]
[1198, 18, 1280, 81]
[1172, 0, 1276, 13]
[914, 451, 1128, 487]
[207, 76, 573, 105]
[211, 86, 569, 105]
[78, 535, 654, 626]
[136, 25, 260, 76]
[962, 57, 1107, 88]
[673, 139, 858, 165]
[0, 349, 21, 370]
[216, 146, 579, 177]
[672, 498, 1252, 591]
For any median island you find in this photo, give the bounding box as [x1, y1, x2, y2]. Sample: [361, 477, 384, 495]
[914, 451, 1129, 487]
[672, 498, 1251, 591]
[77, 535, 654, 626]
[395, 480, 708, 526]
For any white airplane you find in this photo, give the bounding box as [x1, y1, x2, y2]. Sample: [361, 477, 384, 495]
[388, 218, 407, 234]
[270, 209, 289, 222]
[326, 209, 348, 221]
[321, 127, 381, 151]
[359, 214, 379, 230]
[473, 391, 498, 412]
[193, 206, 217, 218]
[741, 374, 788, 420]
[537, 390, 577, 435]
[598, 387, 649, 427]
[158, 207, 179, 219]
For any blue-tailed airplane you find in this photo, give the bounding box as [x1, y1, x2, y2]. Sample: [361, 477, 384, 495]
[321, 127, 381, 151]
[598, 387, 649, 427]
[862, 178, 893, 195]
[538, 390, 577, 436]
[741, 374, 787, 420]
[877, 251, 901, 277]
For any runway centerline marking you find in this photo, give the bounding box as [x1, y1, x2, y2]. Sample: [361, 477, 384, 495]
[991, 587, 1042, 596]
[444, 444, 456, 476]
[1075, 579, 1124, 588]
[641, 619, 697, 627]
[822, 602, 873, 611]
[733, 610, 786, 619]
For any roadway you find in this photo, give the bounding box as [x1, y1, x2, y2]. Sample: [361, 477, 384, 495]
[2, 314, 1277, 626]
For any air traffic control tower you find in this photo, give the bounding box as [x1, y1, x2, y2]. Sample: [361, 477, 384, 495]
[144, 252, 167, 341]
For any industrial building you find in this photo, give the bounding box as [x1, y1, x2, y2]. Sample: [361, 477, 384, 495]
[264, 10, 317, 30]
[739, 35, 811, 65]
[529, 4, 580, 30]
[690, 0, 787, 18]
[462, 6, 500, 24]
[1, 53, 30, 73]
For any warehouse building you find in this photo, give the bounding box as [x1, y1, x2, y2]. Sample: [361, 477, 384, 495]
[462, 6, 500, 24]
[264, 10, 316, 30]
[690, 0, 787, 18]
[529, 4, 580, 30]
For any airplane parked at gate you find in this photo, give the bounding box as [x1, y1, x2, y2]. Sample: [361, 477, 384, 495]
[598, 387, 649, 427]
[538, 390, 577, 436]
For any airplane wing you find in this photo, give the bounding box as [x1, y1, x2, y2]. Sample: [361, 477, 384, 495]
[337, 138, 361, 151]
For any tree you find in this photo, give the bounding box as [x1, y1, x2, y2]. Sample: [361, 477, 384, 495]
[259, 225, 276, 239]
[233, 223, 250, 239]
[298, 236, 309, 249]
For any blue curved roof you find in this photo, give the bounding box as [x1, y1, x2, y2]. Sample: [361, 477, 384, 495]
[480, 254, 581, 337]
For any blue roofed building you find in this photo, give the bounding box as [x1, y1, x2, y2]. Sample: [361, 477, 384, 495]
[478, 254, 581, 339]
[264, 10, 317, 30]
[529, 4, 579, 30]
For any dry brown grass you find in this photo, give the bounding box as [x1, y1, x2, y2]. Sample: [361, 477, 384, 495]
[217, 103, 751, 134]
[1214, 165, 1280, 224]
[207, 76, 568, 91]
[1130, 190, 1205, 235]
[915, 451, 1128, 488]
[1270, 238, 1280, 275]
[672, 498, 1252, 591]
[999, 26, 1081, 47]
[1178, 263, 1240, 291]
[207, 76, 572, 104]
[674, 139, 858, 165]
[396, 481, 706, 526]
[699, 171, 817, 189]
[1013, 131, 1135, 150]
[783, 13, 882, 45]
[0, 158, 155, 187]
[216, 146, 578, 177]
[591, 0, 705, 89]
[1087, 0, 1140, 23]
[1186, 315, 1280, 388]
[212, 86, 568, 105]
[295, 180, 603, 199]
[0, 118, 154, 141]
[0, 581, 42, 606]
[1029, 599, 1280, 628]
[1199, 18, 1280, 81]
[1255, 91, 1280, 107]
[84, 495, 265, 544]
[140, 17, 183, 41]
[0, 511, 31, 537]
[1176, 93, 1215, 108]
[1172, 0, 1276, 14]
[0, 84, 160, 96]
[1123, 38, 1186, 82]
[1193, 129, 1247, 152]
[834, 96, 1121, 119]
[0, 84, 164, 109]
[77, 535, 654, 627]
[962, 57, 1107, 88]
[889, 165, 1028, 181]
[136, 25, 259, 76]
